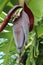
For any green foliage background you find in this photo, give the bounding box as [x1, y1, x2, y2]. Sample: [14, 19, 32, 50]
[0, 0, 43, 65]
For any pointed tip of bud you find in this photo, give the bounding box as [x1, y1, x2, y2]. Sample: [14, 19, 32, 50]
[17, 48, 22, 55]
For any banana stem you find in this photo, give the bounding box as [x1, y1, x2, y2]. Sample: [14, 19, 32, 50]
[19, 0, 25, 8]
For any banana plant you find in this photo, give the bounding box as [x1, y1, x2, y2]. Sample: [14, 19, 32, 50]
[0, 0, 43, 65]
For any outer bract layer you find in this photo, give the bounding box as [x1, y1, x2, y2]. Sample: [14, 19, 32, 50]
[24, 3, 34, 31]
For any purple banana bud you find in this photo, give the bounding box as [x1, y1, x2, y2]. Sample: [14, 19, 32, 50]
[13, 11, 29, 54]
